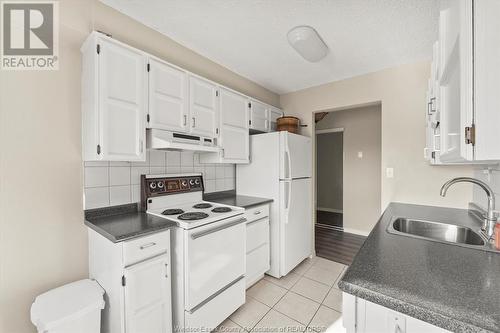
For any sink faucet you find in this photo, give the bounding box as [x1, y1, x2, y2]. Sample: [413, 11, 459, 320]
[440, 177, 498, 240]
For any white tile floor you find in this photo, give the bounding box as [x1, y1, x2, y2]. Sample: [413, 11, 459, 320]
[216, 256, 347, 332]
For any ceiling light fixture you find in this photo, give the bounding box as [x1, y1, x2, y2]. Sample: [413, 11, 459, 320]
[287, 25, 329, 62]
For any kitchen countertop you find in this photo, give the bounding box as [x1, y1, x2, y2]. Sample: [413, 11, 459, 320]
[84, 203, 176, 243]
[339, 202, 500, 333]
[204, 190, 273, 209]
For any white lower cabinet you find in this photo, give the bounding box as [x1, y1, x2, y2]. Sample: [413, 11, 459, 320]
[343, 293, 450, 333]
[88, 229, 172, 333]
[244, 204, 270, 288]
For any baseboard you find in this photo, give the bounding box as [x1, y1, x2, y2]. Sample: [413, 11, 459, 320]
[343, 227, 370, 237]
[317, 207, 343, 214]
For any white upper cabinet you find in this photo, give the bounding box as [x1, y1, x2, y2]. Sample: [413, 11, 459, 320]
[249, 100, 269, 132]
[428, 0, 500, 164]
[189, 76, 218, 137]
[269, 108, 284, 132]
[200, 87, 249, 163]
[148, 58, 188, 132]
[82, 33, 147, 161]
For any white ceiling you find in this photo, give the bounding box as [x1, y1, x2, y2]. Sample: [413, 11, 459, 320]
[100, 0, 439, 94]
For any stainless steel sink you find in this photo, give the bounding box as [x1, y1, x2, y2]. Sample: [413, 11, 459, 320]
[388, 218, 485, 246]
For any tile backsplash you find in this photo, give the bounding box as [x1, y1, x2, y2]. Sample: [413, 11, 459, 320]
[84, 150, 235, 209]
[473, 166, 500, 211]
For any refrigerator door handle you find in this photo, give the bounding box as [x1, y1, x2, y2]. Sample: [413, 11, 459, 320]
[284, 180, 291, 224]
[285, 148, 291, 179]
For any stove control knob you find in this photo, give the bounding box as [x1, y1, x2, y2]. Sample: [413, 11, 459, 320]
[150, 182, 156, 189]
[195, 179, 200, 185]
[157, 181, 164, 188]
[181, 180, 188, 187]
[189, 179, 195, 186]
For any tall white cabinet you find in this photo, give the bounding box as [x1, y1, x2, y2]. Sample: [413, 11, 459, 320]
[426, 0, 500, 164]
[82, 34, 147, 161]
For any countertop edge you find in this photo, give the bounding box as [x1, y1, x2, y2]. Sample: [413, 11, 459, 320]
[338, 281, 487, 333]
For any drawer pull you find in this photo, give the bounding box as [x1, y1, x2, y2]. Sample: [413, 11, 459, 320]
[187, 275, 245, 314]
[254, 211, 261, 215]
[139, 242, 156, 250]
[191, 217, 246, 239]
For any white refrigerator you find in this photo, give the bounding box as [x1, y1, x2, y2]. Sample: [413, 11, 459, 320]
[237, 131, 312, 278]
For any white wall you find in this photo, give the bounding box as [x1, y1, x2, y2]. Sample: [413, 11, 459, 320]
[280, 61, 474, 217]
[0, 1, 278, 332]
[84, 151, 235, 209]
[316, 105, 382, 234]
[473, 167, 500, 211]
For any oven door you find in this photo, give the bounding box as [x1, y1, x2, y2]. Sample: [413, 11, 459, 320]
[184, 214, 246, 310]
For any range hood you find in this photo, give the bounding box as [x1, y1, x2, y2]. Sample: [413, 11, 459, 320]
[146, 129, 221, 153]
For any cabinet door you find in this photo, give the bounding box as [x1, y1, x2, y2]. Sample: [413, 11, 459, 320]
[219, 88, 249, 162]
[189, 76, 218, 137]
[269, 108, 283, 132]
[98, 38, 147, 161]
[124, 255, 172, 333]
[148, 59, 188, 132]
[249, 100, 268, 132]
[438, 0, 473, 162]
[473, 0, 500, 161]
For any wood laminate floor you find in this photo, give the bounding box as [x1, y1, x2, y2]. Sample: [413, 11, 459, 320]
[315, 226, 366, 265]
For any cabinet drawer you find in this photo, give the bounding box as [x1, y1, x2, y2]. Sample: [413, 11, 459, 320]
[185, 277, 245, 330]
[123, 230, 170, 266]
[245, 204, 269, 223]
[246, 217, 269, 253]
[246, 244, 270, 288]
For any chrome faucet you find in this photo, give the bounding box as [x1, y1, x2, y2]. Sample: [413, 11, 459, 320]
[440, 177, 498, 240]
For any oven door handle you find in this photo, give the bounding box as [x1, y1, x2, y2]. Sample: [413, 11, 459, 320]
[190, 217, 247, 239]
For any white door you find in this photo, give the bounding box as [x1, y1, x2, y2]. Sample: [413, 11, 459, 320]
[219, 88, 249, 162]
[185, 215, 246, 310]
[124, 255, 172, 333]
[249, 100, 268, 132]
[148, 58, 188, 132]
[99, 38, 147, 161]
[189, 76, 218, 137]
[280, 178, 312, 276]
[438, 0, 473, 162]
[280, 132, 312, 179]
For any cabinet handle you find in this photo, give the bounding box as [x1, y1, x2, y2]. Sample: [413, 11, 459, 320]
[139, 242, 156, 250]
[183, 115, 187, 126]
[165, 263, 168, 278]
[254, 211, 261, 215]
[192, 117, 196, 128]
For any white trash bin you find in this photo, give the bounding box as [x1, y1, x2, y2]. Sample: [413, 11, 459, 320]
[31, 279, 105, 333]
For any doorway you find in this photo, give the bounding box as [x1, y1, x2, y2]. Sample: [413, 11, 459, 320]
[313, 104, 381, 265]
[316, 129, 344, 230]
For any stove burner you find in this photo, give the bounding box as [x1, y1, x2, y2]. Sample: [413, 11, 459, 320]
[178, 212, 209, 220]
[162, 209, 184, 215]
[212, 207, 232, 213]
[193, 203, 213, 209]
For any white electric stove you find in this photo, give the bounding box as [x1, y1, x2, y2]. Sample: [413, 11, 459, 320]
[141, 173, 246, 331]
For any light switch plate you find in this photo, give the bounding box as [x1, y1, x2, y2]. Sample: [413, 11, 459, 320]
[358, 151, 363, 159]
[386, 168, 394, 178]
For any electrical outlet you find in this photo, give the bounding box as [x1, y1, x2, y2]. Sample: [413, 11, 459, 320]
[357, 151, 363, 159]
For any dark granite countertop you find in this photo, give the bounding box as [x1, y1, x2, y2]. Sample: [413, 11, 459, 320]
[339, 202, 500, 333]
[84, 203, 176, 243]
[204, 191, 273, 209]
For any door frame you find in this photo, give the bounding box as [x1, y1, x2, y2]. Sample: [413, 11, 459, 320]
[315, 127, 344, 229]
